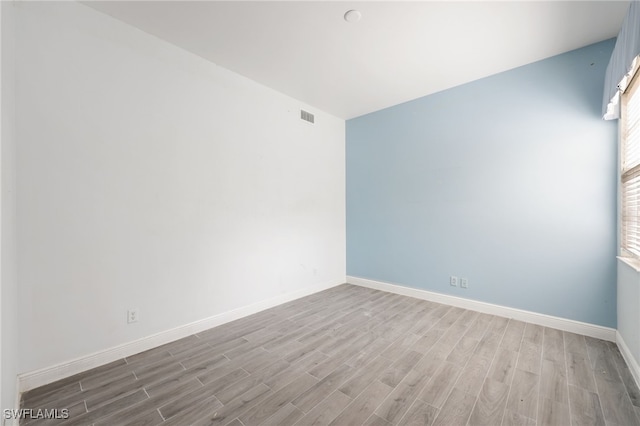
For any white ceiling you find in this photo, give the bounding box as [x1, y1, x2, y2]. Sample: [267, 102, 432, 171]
[86, 1, 629, 119]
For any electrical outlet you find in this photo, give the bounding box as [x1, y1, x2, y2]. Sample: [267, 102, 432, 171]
[127, 308, 139, 324]
[450, 276, 458, 286]
[460, 278, 468, 288]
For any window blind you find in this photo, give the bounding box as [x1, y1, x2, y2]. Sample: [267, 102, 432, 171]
[621, 71, 640, 257]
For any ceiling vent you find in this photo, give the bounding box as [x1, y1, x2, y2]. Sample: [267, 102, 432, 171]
[301, 110, 315, 124]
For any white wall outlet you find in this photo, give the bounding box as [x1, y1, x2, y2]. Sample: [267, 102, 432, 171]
[460, 278, 468, 288]
[127, 308, 139, 324]
[450, 276, 458, 286]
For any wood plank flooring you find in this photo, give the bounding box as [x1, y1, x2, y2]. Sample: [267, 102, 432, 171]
[20, 284, 640, 425]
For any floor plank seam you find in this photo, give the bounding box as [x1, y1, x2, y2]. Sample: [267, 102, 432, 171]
[562, 332, 575, 426]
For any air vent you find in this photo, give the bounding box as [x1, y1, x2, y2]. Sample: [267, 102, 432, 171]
[301, 110, 315, 124]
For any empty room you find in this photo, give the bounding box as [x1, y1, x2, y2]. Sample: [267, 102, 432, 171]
[3, 1, 640, 425]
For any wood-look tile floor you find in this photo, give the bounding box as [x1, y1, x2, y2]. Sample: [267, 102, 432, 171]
[20, 284, 640, 426]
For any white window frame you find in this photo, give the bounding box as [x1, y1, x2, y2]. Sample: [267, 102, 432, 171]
[621, 66, 640, 262]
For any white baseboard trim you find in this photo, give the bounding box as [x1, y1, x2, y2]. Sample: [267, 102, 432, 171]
[17, 278, 344, 394]
[347, 275, 616, 342]
[616, 331, 640, 390]
[7, 377, 21, 426]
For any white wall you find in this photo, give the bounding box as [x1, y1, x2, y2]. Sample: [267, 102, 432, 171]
[618, 261, 640, 363]
[1, 0, 18, 414]
[14, 1, 345, 374]
[617, 260, 640, 389]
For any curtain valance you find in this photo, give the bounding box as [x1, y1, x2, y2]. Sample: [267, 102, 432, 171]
[603, 1, 640, 120]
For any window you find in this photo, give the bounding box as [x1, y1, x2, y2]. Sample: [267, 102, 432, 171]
[621, 69, 640, 258]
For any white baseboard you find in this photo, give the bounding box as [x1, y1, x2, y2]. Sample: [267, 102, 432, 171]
[17, 278, 344, 395]
[7, 377, 21, 426]
[347, 275, 617, 342]
[616, 331, 640, 390]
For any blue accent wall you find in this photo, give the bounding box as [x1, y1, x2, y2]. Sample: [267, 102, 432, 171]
[346, 39, 618, 327]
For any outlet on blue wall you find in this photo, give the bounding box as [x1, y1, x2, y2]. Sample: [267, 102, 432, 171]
[346, 39, 618, 327]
